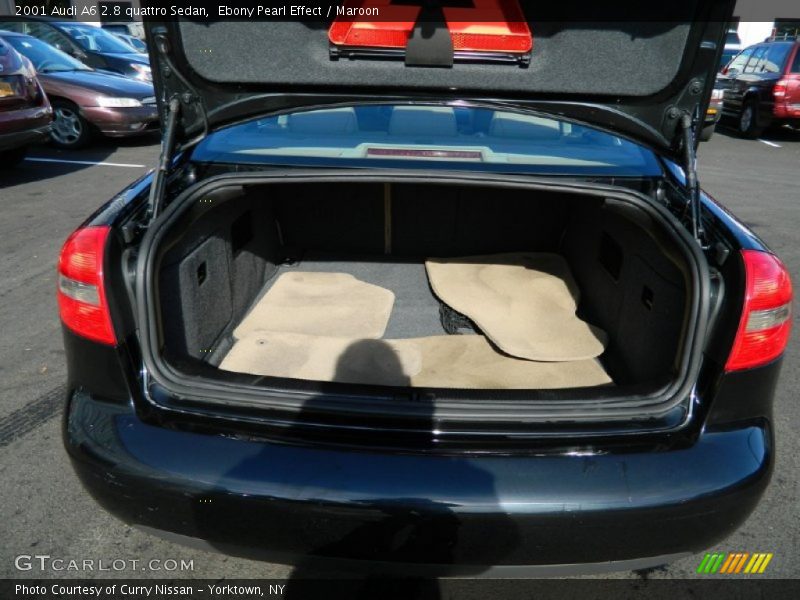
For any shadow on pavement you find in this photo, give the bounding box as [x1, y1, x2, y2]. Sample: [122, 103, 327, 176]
[0, 134, 159, 188]
[713, 120, 800, 143]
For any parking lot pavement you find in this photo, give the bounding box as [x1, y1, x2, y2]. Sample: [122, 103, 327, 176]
[0, 126, 798, 582]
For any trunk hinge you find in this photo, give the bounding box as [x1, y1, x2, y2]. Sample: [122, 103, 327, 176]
[679, 108, 707, 248]
[147, 95, 181, 220]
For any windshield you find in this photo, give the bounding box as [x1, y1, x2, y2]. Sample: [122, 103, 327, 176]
[193, 105, 662, 177]
[5, 35, 90, 73]
[56, 23, 137, 54]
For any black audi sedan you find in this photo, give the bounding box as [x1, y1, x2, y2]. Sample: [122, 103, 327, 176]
[59, 6, 792, 575]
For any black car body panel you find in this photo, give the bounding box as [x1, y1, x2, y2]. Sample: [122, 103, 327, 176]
[140, 2, 735, 159]
[57, 132, 785, 567]
[56, 6, 792, 569]
[63, 360, 774, 571]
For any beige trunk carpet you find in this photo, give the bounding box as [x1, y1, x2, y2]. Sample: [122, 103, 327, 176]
[425, 253, 607, 361]
[220, 332, 611, 389]
[233, 271, 395, 340]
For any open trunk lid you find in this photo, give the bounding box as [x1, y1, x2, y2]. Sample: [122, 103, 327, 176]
[141, 0, 734, 159]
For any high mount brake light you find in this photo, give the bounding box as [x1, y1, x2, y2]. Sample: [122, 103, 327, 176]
[328, 0, 533, 65]
[57, 226, 116, 346]
[726, 250, 793, 372]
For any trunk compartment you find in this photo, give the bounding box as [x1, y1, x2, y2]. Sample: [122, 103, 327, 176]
[146, 175, 702, 412]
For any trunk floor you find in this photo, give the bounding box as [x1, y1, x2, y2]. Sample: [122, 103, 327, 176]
[220, 254, 613, 389]
[252, 254, 446, 339]
[221, 332, 612, 389]
[233, 270, 395, 339]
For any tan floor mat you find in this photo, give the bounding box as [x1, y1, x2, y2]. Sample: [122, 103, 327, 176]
[425, 253, 607, 361]
[221, 333, 422, 387]
[233, 271, 395, 340]
[220, 332, 611, 389]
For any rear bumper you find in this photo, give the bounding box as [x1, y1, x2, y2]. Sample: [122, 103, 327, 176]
[64, 390, 773, 573]
[0, 123, 51, 151]
[81, 105, 159, 137]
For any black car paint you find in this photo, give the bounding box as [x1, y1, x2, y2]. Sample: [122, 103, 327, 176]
[64, 375, 773, 571]
[58, 5, 784, 567]
[57, 148, 781, 568]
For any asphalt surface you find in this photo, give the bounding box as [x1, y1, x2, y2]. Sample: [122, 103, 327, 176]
[0, 124, 798, 585]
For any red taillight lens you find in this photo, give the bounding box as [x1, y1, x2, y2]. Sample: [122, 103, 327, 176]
[774, 80, 788, 99]
[57, 226, 116, 346]
[725, 250, 792, 372]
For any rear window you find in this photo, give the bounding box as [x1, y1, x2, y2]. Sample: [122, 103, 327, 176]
[762, 43, 793, 74]
[744, 46, 767, 73]
[192, 105, 662, 177]
[726, 46, 753, 72]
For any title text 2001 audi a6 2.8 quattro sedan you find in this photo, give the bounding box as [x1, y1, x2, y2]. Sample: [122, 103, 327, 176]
[58, 1, 791, 575]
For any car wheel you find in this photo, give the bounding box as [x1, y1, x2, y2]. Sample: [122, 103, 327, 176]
[738, 98, 763, 139]
[699, 123, 715, 142]
[50, 100, 92, 149]
[0, 147, 28, 168]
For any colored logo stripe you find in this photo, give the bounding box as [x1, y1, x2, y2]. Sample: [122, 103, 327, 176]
[698, 552, 773, 574]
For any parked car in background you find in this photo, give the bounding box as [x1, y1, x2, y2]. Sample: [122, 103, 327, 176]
[112, 33, 147, 54]
[719, 36, 800, 137]
[0, 17, 151, 82]
[1, 32, 157, 149]
[0, 34, 51, 166]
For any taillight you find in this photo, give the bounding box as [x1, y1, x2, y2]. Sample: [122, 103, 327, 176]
[773, 80, 788, 99]
[725, 250, 792, 371]
[57, 226, 116, 345]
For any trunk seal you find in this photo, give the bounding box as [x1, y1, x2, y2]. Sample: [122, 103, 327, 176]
[134, 169, 709, 434]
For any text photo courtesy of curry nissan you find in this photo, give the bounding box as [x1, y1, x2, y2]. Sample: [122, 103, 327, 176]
[3, 0, 800, 596]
